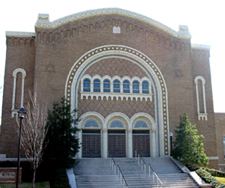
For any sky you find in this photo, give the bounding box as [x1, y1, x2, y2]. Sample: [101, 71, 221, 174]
[0, 0, 225, 122]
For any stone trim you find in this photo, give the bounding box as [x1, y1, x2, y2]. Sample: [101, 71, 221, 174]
[65, 44, 170, 156]
[208, 156, 219, 160]
[36, 8, 189, 39]
[192, 44, 210, 50]
[6, 31, 35, 38]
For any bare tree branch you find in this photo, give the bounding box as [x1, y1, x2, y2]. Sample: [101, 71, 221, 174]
[16, 92, 48, 188]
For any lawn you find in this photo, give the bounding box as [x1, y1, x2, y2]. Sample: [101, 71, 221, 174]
[0, 182, 50, 188]
[215, 176, 225, 184]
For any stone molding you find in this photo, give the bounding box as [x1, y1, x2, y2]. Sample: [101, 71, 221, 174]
[35, 8, 188, 39]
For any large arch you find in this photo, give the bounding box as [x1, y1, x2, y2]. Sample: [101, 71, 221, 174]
[65, 44, 170, 156]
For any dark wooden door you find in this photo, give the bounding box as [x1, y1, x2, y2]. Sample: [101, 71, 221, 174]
[82, 130, 101, 158]
[108, 130, 126, 157]
[133, 130, 150, 157]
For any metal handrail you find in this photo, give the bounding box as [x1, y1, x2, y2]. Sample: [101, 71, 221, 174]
[135, 151, 163, 186]
[111, 158, 128, 187]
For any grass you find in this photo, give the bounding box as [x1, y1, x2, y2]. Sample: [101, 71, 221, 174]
[215, 176, 225, 184]
[0, 182, 50, 188]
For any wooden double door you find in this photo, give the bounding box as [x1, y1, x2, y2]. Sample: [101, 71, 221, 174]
[82, 130, 101, 158]
[108, 130, 126, 157]
[133, 130, 150, 157]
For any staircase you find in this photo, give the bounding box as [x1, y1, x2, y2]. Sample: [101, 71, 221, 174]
[144, 157, 199, 187]
[75, 158, 123, 188]
[74, 157, 199, 188]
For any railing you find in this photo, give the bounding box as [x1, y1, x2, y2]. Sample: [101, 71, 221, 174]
[135, 151, 163, 187]
[111, 158, 128, 188]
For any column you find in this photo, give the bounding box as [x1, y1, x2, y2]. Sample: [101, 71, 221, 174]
[102, 129, 108, 158]
[127, 129, 133, 158]
[150, 130, 156, 157]
[77, 130, 82, 158]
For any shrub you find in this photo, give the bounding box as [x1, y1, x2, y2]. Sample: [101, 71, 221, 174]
[196, 167, 225, 188]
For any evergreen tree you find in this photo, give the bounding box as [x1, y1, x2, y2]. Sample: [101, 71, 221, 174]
[43, 98, 79, 169]
[172, 114, 208, 169]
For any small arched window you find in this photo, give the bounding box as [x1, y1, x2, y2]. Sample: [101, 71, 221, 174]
[103, 79, 110, 92]
[113, 79, 120, 93]
[134, 120, 148, 129]
[142, 81, 149, 94]
[93, 79, 101, 92]
[84, 119, 99, 128]
[83, 78, 91, 92]
[110, 120, 124, 129]
[123, 80, 130, 93]
[133, 80, 139, 93]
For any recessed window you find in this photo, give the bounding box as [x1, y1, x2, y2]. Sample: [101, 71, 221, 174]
[84, 119, 99, 128]
[134, 120, 148, 128]
[113, 79, 120, 93]
[142, 81, 149, 94]
[93, 79, 101, 92]
[110, 120, 124, 128]
[103, 79, 110, 92]
[83, 78, 91, 92]
[123, 80, 130, 93]
[133, 80, 139, 93]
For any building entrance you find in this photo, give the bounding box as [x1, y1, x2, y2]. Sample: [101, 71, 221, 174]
[82, 130, 101, 157]
[108, 130, 126, 157]
[133, 130, 150, 157]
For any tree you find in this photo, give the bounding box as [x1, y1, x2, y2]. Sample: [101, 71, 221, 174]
[16, 93, 48, 188]
[43, 98, 79, 169]
[172, 113, 208, 169]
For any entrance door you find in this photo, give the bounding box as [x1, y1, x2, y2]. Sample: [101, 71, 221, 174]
[82, 130, 101, 157]
[108, 130, 126, 157]
[133, 130, 150, 157]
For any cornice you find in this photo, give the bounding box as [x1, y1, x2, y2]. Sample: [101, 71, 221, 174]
[6, 31, 35, 38]
[191, 44, 210, 50]
[35, 8, 190, 39]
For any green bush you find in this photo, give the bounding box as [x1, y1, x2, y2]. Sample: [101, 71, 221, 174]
[196, 168, 225, 188]
[205, 168, 225, 178]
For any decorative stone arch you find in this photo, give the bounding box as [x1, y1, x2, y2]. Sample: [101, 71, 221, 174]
[79, 111, 104, 129]
[130, 112, 155, 131]
[105, 112, 130, 129]
[65, 44, 170, 156]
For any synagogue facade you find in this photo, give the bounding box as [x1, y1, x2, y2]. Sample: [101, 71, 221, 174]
[0, 8, 225, 169]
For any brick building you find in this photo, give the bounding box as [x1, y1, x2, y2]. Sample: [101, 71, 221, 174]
[0, 8, 225, 169]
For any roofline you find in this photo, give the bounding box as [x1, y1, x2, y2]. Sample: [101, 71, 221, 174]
[35, 8, 191, 39]
[6, 31, 35, 38]
[191, 44, 210, 50]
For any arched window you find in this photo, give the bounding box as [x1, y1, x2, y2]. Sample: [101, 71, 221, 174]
[84, 119, 99, 128]
[113, 79, 120, 93]
[142, 81, 149, 94]
[83, 78, 91, 92]
[93, 79, 101, 92]
[109, 120, 124, 129]
[103, 79, 110, 92]
[123, 80, 130, 93]
[133, 80, 139, 93]
[134, 120, 148, 129]
[195, 76, 207, 120]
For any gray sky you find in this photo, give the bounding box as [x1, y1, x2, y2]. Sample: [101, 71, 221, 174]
[0, 0, 225, 122]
